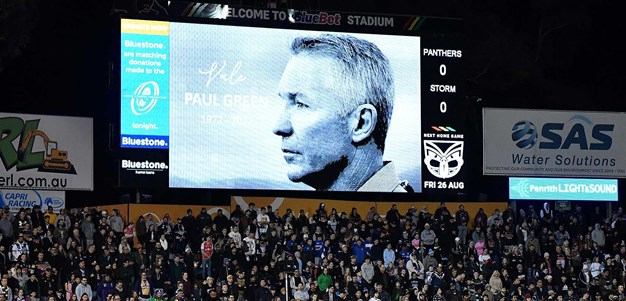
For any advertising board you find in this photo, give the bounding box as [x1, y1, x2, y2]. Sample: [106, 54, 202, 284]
[483, 108, 626, 178]
[0, 113, 93, 190]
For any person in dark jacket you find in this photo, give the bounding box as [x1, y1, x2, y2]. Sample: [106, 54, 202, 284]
[96, 274, 115, 301]
[254, 279, 272, 301]
[136, 216, 147, 248]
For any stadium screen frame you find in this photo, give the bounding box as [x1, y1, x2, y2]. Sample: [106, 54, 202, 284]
[118, 6, 465, 195]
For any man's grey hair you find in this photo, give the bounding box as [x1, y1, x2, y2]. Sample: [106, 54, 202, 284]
[290, 34, 394, 152]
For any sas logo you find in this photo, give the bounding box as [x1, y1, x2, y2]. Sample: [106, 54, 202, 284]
[131, 81, 160, 116]
[511, 121, 538, 149]
[511, 115, 614, 150]
[0, 118, 76, 174]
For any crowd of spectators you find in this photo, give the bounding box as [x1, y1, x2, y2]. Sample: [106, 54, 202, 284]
[0, 201, 625, 301]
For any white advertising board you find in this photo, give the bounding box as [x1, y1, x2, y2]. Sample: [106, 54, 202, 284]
[483, 108, 626, 178]
[0, 113, 93, 190]
[0, 189, 66, 212]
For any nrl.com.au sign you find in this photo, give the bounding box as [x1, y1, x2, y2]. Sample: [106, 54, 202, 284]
[0, 113, 93, 191]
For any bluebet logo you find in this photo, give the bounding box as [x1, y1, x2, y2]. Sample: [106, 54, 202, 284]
[292, 11, 341, 25]
[511, 115, 614, 150]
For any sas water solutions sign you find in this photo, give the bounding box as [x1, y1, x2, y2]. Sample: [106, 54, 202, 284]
[483, 108, 626, 178]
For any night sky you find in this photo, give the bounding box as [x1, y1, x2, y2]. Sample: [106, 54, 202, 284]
[1, 0, 624, 206]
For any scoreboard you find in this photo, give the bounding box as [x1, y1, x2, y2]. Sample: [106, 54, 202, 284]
[117, 3, 465, 195]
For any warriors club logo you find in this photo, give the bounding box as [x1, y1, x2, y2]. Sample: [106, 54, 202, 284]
[423, 140, 464, 179]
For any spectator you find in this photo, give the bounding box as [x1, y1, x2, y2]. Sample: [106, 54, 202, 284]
[591, 223, 606, 248]
[488, 270, 502, 295]
[257, 207, 271, 237]
[171, 288, 187, 301]
[55, 209, 71, 230]
[0, 214, 13, 248]
[406, 253, 424, 279]
[434, 202, 451, 225]
[366, 207, 379, 221]
[383, 244, 395, 267]
[361, 256, 375, 286]
[420, 224, 436, 250]
[589, 256, 603, 278]
[315, 204, 328, 222]
[96, 274, 115, 301]
[316, 267, 331, 292]
[474, 208, 488, 231]
[43, 208, 57, 226]
[10, 233, 28, 262]
[197, 207, 213, 231]
[487, 209, 502, 227]
[214, 210, 229, 233]
[432, 287, 445, 301]
[24, 273, 40, 298]
[540, 202, 554, 227]
[149, 289, 166, 301]
[75, 278, 93, 301]
[349, 208, 362, 224]
[423, 249, 437, 271]
[133, 271, 153, 300]
[30, 205, 46, 230]
[135, 216, 146, 248]
[553, 224, 570, 247]
[80, 215, 96, 247]
[109, 210, 124, 238]
[255, 279, 271, 301]
[385, 204, 401, 226]
[200, 236, 213, 279]
[293, 282, 309, 301]
[0, 276, 12, 301]
[352, 239, 367, 265]
[590, 206, 604, 226]
[525, 230, 540, 255]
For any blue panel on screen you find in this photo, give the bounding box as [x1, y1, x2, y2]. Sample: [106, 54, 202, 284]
[120, 31, 170, 148]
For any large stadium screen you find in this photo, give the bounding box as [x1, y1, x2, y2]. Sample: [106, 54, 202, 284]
[119, 7, 464, 194]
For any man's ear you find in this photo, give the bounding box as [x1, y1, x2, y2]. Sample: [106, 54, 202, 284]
[350, 104, 377, 144]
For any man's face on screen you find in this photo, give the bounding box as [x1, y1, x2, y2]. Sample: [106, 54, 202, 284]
[274, 54, 353, 187]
